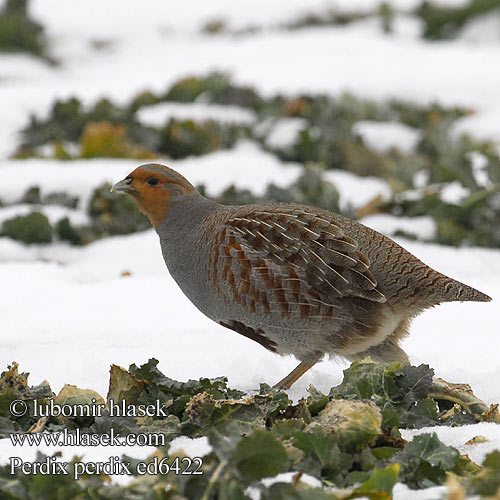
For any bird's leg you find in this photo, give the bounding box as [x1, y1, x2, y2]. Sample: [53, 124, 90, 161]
[273, 360, 317, 390]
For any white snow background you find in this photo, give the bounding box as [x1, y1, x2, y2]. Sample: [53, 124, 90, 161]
[0, 0, 499, 496]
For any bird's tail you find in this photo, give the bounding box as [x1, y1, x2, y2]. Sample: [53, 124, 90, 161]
[436, 276, 491, 303]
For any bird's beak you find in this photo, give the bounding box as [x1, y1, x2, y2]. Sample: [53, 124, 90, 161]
[111, 178, 135, 194]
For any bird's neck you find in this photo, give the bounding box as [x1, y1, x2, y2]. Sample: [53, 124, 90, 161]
[157, 192, 220, 237]
[156, 193, 221, 273]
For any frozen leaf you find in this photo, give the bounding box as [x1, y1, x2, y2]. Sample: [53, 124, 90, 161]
[356, 463, 400, 496]
[314, 399, 382, 452]
[107, 364, 147, 405]
[292, 425, 352, 482]
[231, 429, 289, 481]
[0, 416, 17, 436]
[483, 450, 500, 471]
[0, 389, 17, 420]
[218, 478, 251, 500]
[395, 433, 459, 488]
[55, 384, 105, 408]
[260, 383, 291, 416]
[469, 450, 500, 496]
[306, 386, 329, 416]
[0, 363, 31, 400]
[134, 414, 182, 443]
[430, 378, 489, 415]
[260, 482, 341, 499]
[329, 360, 403, 402]
[130, 358, 243, 400]
[400, 365, 434, 405]
[293, 425, 339, 466]
[2, 212, 53, 244]
[328, 360, 472, 429]
[480, 403, 500, 424]
[404, 398, 439, 428]
[183, 392, 270, 438]
[371, 447, 399, 461]
[464, 435, 488, 445]
[271, 419, 305, 439]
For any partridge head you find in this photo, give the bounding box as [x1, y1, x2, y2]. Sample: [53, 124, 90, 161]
[112, 164, 491, 389]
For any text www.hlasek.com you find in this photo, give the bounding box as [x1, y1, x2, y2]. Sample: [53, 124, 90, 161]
[8, 398, 204, 479]
[10, 428, 164, 447]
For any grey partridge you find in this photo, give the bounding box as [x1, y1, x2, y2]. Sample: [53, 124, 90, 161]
[112, 164, 491, 389]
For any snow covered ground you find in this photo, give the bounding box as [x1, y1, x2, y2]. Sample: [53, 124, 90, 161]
[1, 1, 500, 497]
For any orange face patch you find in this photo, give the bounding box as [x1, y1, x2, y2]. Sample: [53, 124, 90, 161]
[125, 167, 194, 227]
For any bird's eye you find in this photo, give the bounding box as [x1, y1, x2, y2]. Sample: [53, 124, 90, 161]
[147, 177, 159, 186]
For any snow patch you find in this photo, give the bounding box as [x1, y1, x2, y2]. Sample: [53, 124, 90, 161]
[439, 180, 470, 205]
[322, 169, 391, 210]
[137, 102, 256, 127]
[459, 10, 500, 43]
[352, 120, 420, 153]
[262, 117, 307, 150]
[469, 151, 493, 188]
[360, 214, 437, 240]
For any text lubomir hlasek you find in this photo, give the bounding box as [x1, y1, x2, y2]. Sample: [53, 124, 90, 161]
[29, 399, 168, 418]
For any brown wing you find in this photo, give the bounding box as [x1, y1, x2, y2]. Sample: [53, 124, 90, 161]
[208, 206, 386, 319]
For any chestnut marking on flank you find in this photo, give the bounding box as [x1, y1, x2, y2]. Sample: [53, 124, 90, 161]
[219, 320, 278, 353]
